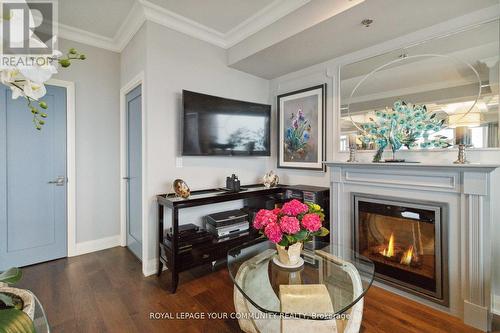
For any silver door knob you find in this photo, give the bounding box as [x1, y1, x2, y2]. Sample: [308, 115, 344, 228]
[123, 177, 131, 180]
[48, 176, 66, 186]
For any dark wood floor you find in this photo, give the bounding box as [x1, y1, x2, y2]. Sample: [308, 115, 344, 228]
[16, 247, 483, 333]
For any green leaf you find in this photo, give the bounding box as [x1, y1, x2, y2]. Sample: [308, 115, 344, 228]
[0, 268, 22, 285]
[0, 293, 14, 307]
[278, 237, 289, 247]
[0, 308, 36, 333]
[318, 227, 329, 237]
[294, 230, 308, 241]
[285, 235, 295, 244]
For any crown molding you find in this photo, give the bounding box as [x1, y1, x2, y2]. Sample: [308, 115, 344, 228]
[139, 0, 227, 48]
[114, 1, 147, 51]
[58, 1, 145, 53]
[56, 0, 310, 52]
[58, 23, 119, 52]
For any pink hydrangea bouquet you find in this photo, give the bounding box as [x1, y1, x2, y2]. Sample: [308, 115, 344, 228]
[253, 199, 329, 247]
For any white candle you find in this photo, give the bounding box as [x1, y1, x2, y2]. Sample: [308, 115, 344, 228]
[348, 134, 357, 147]
[455, 126, 471, 145]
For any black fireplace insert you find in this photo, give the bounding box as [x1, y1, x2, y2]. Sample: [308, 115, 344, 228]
[353, 194, 448, 306]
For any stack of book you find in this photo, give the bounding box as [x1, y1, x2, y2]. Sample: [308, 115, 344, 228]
[205, 209, 250, 240]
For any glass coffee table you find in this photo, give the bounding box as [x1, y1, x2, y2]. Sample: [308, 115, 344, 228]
[31, 291, 50, 333]
[227, 239, 375, 333]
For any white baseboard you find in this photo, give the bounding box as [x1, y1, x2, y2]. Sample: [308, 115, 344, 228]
[73, 235, 121, 256]
[493, 294, 500, 316]
[464, 300, 488, 332]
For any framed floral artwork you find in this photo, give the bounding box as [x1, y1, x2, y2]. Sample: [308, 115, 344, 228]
[277, 84, 326, 171]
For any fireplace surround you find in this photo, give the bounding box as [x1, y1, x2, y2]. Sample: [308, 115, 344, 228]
[326, 161, 499, 332]
[353, 194, 448, 306]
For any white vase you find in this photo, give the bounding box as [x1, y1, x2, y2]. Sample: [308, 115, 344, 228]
[276, 242, 303, 266]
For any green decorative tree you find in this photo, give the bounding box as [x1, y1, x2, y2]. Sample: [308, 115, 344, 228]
[360, 100, 451, 162]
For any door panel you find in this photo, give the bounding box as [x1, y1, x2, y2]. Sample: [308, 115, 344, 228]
[0, 85, 67, 270]
[126, 85, 142, 260]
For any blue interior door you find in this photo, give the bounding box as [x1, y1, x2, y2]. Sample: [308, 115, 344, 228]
[126, 85, 142, 260]
[0, 85, 67, 270]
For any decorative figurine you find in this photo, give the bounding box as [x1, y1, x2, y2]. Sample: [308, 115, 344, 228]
[173, 179, 190, 199]
[361, 100, 451, 162]
[263, 170, 279, 188]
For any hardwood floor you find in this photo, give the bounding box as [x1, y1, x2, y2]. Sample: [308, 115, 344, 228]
[16, 247, 483, 333]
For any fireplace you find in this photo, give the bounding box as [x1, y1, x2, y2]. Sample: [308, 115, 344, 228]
[353, 194, 448, 306]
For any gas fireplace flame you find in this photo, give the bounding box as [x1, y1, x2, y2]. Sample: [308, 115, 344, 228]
[400, 245, 414, 265]
[380, 233, 395, 257]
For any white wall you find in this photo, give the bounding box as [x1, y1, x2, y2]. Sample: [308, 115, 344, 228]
[141, 21, 271, 273]
[121, 24, 147, 87]
[269, 13, 500, 313]
[54, 38, 121, 250]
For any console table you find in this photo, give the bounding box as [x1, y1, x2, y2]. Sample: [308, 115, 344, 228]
[156, 184, 286, 293]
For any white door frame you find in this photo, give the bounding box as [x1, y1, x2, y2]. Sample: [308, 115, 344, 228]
[119, 72, 147, 274]
[46, 78, 77, 257]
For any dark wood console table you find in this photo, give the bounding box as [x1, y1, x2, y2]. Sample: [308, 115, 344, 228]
[156, 184, 286, 293]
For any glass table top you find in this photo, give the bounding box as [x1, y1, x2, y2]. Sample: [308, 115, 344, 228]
[227, 239, 375, 320]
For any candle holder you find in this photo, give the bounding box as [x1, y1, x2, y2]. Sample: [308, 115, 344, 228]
[453, 144, 469, 164]
[347, 144, 358, 162]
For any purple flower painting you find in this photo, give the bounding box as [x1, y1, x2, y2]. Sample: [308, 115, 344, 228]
[277, 84, 326, 171]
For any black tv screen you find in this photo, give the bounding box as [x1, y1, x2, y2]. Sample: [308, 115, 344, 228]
[182, 90, 271, 156]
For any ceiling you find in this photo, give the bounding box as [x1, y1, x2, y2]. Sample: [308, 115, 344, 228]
[56, 0, 310, 49]
[229, 0, 499, 79]
[59, 0, 135, 38]
[55, 0, 499, 79]
[340, 20, 500, 81]
[146, 0, 275, 33]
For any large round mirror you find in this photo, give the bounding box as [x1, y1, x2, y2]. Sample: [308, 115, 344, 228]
[339, 19, 500, 152]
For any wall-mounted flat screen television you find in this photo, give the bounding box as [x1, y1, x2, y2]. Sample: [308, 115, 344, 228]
[182, 90, 271, 156]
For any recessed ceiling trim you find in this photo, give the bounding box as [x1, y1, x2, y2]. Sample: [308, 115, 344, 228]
[224, 0, 311, 47]
[55, 0, 311, 52]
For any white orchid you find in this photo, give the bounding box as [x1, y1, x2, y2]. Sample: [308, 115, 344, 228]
[22, 80, 47, 100]
[19, 64, 58, 84]
[0, 68, 19, 84]
[0, 0, 86, 129]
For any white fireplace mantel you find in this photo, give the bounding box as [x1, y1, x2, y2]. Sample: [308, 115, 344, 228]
[325, 161, 500, 332]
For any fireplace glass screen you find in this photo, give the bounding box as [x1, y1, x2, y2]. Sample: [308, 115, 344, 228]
[354, 195, 446, 304]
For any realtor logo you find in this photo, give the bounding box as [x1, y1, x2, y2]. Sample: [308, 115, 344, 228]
[2, 1, 54, 55]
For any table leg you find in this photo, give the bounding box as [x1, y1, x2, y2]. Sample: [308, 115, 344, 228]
[170, 271, 179, 293]
[157, 259, 163, 277]
[157, 204, 164, 276]
[170, 207, 179, 293]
